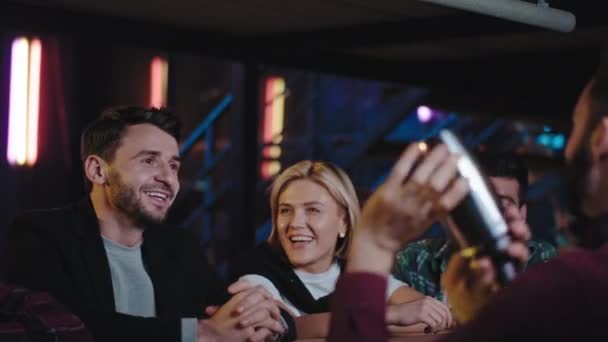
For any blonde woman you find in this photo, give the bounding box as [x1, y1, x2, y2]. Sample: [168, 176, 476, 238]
[230, 161, 453, 338]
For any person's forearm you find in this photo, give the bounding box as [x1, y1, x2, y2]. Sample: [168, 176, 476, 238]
[388, 286, 425, 305]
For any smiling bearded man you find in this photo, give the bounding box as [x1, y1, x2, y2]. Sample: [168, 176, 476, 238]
[1, 107, 293, 342]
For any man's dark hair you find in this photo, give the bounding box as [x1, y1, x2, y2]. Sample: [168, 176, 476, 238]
[572, 48, 608, 167]
[589, 49, 608, 120]
[80, 106, 181, 189]
[476, 153, 528, 206]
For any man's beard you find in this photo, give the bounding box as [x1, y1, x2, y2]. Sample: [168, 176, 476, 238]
[108, 170, 168, 229]
[565, 147, 590, 221]
[564, 147, 608, 248]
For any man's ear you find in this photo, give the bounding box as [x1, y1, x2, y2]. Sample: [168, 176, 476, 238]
[590, 117, 608, 161]
[84, 155, 108, 186]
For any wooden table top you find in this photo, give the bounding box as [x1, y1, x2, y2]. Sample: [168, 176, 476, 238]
[297, 327, 450, 342]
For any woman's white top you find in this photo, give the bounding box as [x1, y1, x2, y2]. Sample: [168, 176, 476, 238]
[240, 261, 407, 317]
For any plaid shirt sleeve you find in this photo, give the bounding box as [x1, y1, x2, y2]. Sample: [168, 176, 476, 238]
[394, 239, 559, 302]
[525, 240, 559, 269]
[393, 239, 447, 301]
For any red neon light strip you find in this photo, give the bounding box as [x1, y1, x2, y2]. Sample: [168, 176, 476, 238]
[150, 56, 168, 108]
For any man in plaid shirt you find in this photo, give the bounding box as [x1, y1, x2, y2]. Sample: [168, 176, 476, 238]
[393, 153, 557, 302]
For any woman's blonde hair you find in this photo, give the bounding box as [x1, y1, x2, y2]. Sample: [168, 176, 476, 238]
[267, 160, 360, 259]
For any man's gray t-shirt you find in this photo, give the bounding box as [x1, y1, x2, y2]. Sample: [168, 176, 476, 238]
[102, 236, 197, 342]
[102, 236, 156, 317]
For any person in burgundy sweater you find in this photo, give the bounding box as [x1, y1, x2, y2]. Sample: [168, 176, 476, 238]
[329, 53, 608, 342]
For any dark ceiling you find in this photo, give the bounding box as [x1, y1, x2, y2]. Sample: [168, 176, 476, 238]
[1, 0, 606, 124]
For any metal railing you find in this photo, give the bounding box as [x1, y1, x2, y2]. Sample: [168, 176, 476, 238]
[179, 94, 233, 243]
